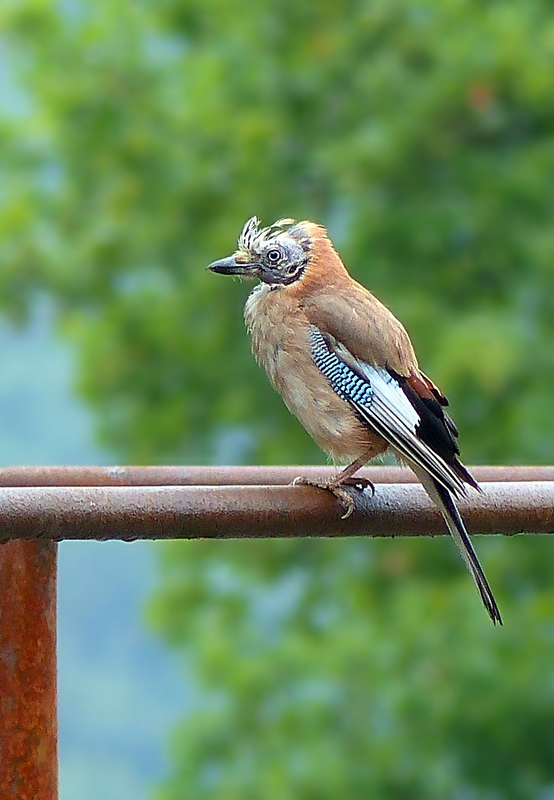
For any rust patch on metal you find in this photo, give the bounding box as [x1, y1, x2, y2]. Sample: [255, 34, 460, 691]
[0, 540, 57, 800]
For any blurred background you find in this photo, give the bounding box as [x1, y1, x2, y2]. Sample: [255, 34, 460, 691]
[1, 0, 554, 797]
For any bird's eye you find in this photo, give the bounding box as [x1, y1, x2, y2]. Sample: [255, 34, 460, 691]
[266, 248, 282, 264]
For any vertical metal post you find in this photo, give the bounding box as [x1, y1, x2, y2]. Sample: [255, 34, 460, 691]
[0, 540, 58, 800]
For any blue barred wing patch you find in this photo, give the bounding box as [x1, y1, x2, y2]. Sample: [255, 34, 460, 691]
[309, 327, 374, 408]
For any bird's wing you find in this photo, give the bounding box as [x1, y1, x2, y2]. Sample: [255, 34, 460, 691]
[303, 286, 418, 375]
[309, 326, 470, 497]
[309, 326, 499, 623]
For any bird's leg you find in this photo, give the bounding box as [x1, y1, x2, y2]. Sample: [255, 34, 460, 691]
[328, 457, 375, 492]
[293, 455, 374, 519]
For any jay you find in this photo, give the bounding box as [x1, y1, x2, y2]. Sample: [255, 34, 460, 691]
[208, 216, 501, 624]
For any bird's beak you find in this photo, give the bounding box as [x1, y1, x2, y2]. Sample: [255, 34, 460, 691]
[207, 255, 253, 276]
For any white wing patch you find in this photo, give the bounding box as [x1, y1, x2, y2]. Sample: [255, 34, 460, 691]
[309, 327, 467, 497]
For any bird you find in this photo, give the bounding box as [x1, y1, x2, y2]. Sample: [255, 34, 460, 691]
[208, 216, 502, 625]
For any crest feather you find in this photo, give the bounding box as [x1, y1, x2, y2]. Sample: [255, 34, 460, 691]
[238, 216, 296, 252]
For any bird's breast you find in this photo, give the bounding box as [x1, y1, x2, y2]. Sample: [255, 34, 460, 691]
[243, 285, 386, 463]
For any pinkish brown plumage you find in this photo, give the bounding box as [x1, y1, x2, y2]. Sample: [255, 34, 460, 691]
[208, 216, 501, 624]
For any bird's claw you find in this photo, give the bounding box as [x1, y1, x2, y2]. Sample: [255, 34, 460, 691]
[292, 476, 374, 519]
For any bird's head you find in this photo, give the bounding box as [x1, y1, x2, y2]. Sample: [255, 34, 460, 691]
[207, 216, 317, 286]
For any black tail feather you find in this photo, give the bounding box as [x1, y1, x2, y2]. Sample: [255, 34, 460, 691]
[420, 474, 502, 625]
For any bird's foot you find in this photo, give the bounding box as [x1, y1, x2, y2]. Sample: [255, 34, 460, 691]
[292, 476, 374, 520]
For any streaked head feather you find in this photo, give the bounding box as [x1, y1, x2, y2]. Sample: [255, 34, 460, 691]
[238, 216, 296, 253]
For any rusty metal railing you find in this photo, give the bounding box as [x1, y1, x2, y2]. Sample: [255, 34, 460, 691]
[0, 540, 57, 800]
[0, 464, 553, 800]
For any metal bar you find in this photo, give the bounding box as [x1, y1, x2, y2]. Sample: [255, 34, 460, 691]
[0, 465, 550, 487]
[0, 540, 57, 800]
[0, 471, 548, 798]
[0, 481, 550, 541]
[0, 469, 545, 800]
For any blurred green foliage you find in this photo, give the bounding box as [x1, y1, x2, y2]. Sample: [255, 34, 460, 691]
[3, 0, 554, 797]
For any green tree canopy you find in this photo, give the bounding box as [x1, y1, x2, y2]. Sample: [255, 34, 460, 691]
[2, 0, 554, 797]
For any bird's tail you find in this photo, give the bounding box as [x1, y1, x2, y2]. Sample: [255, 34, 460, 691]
[417, 471, 502, 625]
